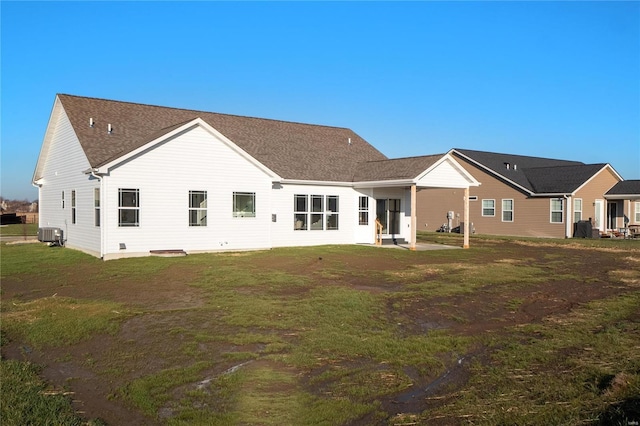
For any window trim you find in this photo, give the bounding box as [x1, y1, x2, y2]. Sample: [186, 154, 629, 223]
[635, 202, 640, 223]
[233, 192, 256, 218]
[501, 199, 513, 222]
[573, 198, 583, 223]
[482, 199, 495, 217]
[550, 198, 564, 224]
[326, 195, 339, 230]
[189, 190, 208, 226]
[358, 196, 369, 225]
[71, 190, 76, 224]
[118, 188, 140, 227]
[294, 194, 339, 231]
[94, 188, 100, 227]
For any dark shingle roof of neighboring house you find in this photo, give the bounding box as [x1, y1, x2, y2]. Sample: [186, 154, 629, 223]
[452, 148, 612, 194]
[58, 94, 388, 182]
[523, 163, 608, 193]
[605, 180, 640, 197]
[353, 154, 443, 182]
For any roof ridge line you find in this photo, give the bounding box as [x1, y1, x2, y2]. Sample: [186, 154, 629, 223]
[57, 93, 356, 132]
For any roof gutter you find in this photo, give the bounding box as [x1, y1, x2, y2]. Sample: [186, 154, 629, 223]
[279, 179, 355, 187]
[605, 194, 640, 200]
[529, 192, 573, 197]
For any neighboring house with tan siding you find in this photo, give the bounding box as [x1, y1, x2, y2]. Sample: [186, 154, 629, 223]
[417, 148, 624, 238]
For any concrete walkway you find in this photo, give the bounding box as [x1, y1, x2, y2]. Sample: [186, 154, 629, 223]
[368, 242, 461, 251]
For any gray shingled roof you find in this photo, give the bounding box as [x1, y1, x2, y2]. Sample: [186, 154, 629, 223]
[452, 148, 609, 194]
[605, 180, 640, 196]
[523, 163, 608, 193]
[59, 94, 388, 182]
[353, 154, 442, 182]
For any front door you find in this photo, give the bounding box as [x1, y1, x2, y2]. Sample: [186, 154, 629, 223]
[376, 199, 401, 235]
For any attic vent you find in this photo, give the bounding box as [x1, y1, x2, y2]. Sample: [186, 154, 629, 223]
[107, 123, 113, 134]
[89, 117, 94, 127]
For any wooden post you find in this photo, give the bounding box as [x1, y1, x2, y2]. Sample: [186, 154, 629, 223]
[463, 187, 470, 249]
[375, 218, 383, 246]
[410, 184, 417, 251]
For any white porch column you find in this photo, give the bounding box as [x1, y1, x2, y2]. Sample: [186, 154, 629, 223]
[410, 184, 417, 250]
[463, 187, 470, 249]
[565, 196, 573, 239]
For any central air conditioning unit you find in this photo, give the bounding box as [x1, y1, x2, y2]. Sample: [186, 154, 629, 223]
[38, 227, 64, 246]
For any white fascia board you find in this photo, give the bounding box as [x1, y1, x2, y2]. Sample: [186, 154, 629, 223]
[416, 153, 481, 187]
[451, 149, 533, 195]
[605, 194, 640, 200]
[32, 95, 64, 183]
[96, 118, 282, 181]
[530, 193, 571, 197]
[280, 179, 355, 187]
[353, 179, 415, 188]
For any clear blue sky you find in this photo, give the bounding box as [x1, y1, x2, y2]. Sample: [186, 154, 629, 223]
[2, 1, 639, 201]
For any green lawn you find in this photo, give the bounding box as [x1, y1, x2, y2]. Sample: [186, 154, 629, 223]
[1, 235, 638, 425]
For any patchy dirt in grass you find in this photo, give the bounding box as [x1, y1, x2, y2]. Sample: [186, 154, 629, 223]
[2, 239, 639, 425]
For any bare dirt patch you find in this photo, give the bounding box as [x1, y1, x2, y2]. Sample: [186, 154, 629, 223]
[2, 239, 639, 425]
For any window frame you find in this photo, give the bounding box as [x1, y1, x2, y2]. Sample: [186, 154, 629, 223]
[94, 188, 100, 227]
[635, 202, 640, 223]
[233, 192, 256, 218]
[189, 190, 208, 226]
[550, 198, 563, 224]
[573, 198, 583, 223]
[326, 195, 339, 230]
[358, 196, 369, 225]
[118, 188, 140, 227]
[482, 199, 495, 217]
[294, 194, 308, 230]
[293, 194, 339, 231]
[71, 190, 76, 224]
[501, 199, 514, 222]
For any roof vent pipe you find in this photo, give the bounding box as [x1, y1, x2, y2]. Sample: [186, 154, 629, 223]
[89, 117, 94, 128]
[514, 164, 517, 170]
[107, 123, 112, 134]
[348, 137, 352, 146]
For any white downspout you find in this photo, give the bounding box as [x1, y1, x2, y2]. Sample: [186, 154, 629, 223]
[564, 195, 572, 239]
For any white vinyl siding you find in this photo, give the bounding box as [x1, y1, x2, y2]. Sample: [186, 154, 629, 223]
[551, 198, 563, 223]
[501, 199, 513, 222]
[482, 199, 495, 217]
[102, 125, 273, 257]
[37, 105, 101, 256]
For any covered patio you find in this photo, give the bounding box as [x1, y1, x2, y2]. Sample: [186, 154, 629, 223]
[354, 153, 481, 249]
